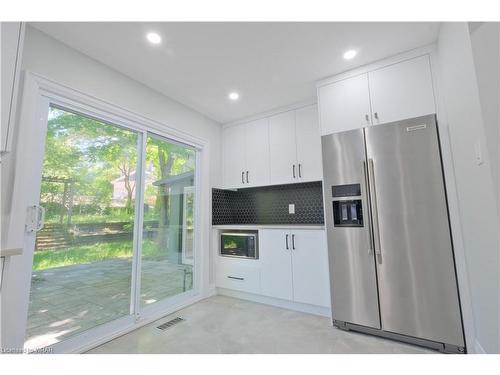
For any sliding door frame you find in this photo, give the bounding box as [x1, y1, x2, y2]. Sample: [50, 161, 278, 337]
[2, 71, 209, 353]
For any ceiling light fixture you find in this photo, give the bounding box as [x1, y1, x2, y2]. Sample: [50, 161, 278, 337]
[228, 92, 240, 101]
[343, 49, 357, 60]
[146, 32, 162, 45]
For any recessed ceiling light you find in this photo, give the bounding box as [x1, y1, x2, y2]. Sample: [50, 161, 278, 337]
[228, 92, 240, 101]
[343, 49, 357, 60]
[146, 32, 162, 45]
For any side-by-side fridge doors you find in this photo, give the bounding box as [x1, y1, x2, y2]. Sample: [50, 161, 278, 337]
[364, 115, 464, 348]
[321, 129, 381, 329]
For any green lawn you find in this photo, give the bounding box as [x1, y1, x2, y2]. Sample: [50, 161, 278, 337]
[33, 240, 164, 271]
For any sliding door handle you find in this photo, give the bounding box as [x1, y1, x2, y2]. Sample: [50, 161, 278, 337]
[285, 234, 289, 250]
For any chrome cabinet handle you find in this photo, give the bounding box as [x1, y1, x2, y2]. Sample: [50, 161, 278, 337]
[368, 158, 382, 262]
[241, 171, 245, 184]
[374, 112, 379, 120]
[291, 234, 295, 250]
[292, 164, 296, 178]
[285, 234, 289, 250]
[365, 114, 370, 122]
[298, 164, 302, 178]
[362, 161, 374, 256]
[227, 276, 244, 281]
[246, 171, 249, 183]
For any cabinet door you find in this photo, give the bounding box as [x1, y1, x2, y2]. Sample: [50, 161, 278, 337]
[223, 123, 246, 188]
[369, 55, 436, 125]
[291, 230, 330, 307]
[317, 73, 372, 135]
[295, 105, 322, 182]
[268, 111, 297, 185]
[259, 229, 293, 300]
[244, 118, 270, 187]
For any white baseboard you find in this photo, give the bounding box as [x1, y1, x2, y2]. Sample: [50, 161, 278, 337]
[216, 287, 331, 317]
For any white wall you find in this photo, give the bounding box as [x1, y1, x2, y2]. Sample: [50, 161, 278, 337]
[436, 22, 500, 353]
[469, 22, 500, 214]
[1, 26, 221, 348]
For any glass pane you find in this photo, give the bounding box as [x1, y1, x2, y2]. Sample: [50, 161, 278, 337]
[25, 106, 139, 348]
[141, 134, 196, 306]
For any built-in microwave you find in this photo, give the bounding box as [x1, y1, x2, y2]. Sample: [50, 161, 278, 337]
[220, 230, 259, 259]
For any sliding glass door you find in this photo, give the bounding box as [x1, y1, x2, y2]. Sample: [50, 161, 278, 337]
[24, 104, 198, 349]
[140, 134, 196, 306]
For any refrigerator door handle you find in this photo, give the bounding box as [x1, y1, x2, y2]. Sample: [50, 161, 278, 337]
[368, 158, 382, 262]
[362, 161, 375, 255]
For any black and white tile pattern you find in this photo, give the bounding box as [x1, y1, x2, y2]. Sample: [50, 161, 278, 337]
[212, 182, 324, 225]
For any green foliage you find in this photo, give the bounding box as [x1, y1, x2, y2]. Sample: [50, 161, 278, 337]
[33, 240, 164, 271]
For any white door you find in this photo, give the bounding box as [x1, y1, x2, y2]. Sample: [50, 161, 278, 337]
[318, 73, 372, 135]
[290, 230, 330, 307]
[223, 123, 247, 188]
[259, 229, 293, 300]
[295, 105, 322, 182]
[369, 55, 436, 125]
[268, 110, 298, 185]
[244, 118, 270, 187]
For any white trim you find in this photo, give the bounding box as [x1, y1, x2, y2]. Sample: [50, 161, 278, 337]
[222, 99, 317, 129]
[29, 71, 208, 150]
[1, 22, 25, 154]
[1, 71, 211, 353]
[217, 287, 331, 317]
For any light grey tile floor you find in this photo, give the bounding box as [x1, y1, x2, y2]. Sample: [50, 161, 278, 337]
[87, 295, 436, 354]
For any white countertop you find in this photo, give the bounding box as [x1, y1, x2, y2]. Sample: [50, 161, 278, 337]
[213, 224, 325, 230]
[0, 248, 23, 257]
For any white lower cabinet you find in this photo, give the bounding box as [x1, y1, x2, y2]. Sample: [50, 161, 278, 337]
[260, 228, 330, 307]
[289, 229, 330, 307]
[216, 257, 261, 294]
[216, 228, 330, 308]
[259, 229, 294, 300]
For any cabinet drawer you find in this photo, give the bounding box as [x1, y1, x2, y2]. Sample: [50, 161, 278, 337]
[216, 258, 261, 294]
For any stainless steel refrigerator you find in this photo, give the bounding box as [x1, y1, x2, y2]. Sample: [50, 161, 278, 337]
[321, 115, 465, 353]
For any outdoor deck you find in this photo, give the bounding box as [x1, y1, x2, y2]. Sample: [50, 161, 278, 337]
[25, 258, 193, 349]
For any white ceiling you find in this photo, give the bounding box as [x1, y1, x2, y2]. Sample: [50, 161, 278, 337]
[30, 22, 440, 124]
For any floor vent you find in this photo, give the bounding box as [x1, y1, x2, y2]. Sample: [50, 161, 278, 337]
[156, 317, 184, 331]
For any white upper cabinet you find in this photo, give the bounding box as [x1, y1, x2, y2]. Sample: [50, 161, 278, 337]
[317, 53, 436, 136]
[222, 119, 270, 188]
[223, 123, 247, 188]
[269, 111, 297, 185]
[222, 104, 322, 188]
[295, 105, 322, 182]
[244, 118, 270, 187]
[1, 22, 25, 154]
[318, 73, 372, 135]
[369, 55, 436, 125]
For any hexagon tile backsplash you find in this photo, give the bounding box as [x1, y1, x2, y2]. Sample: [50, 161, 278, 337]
[212, 181, 325, 225]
